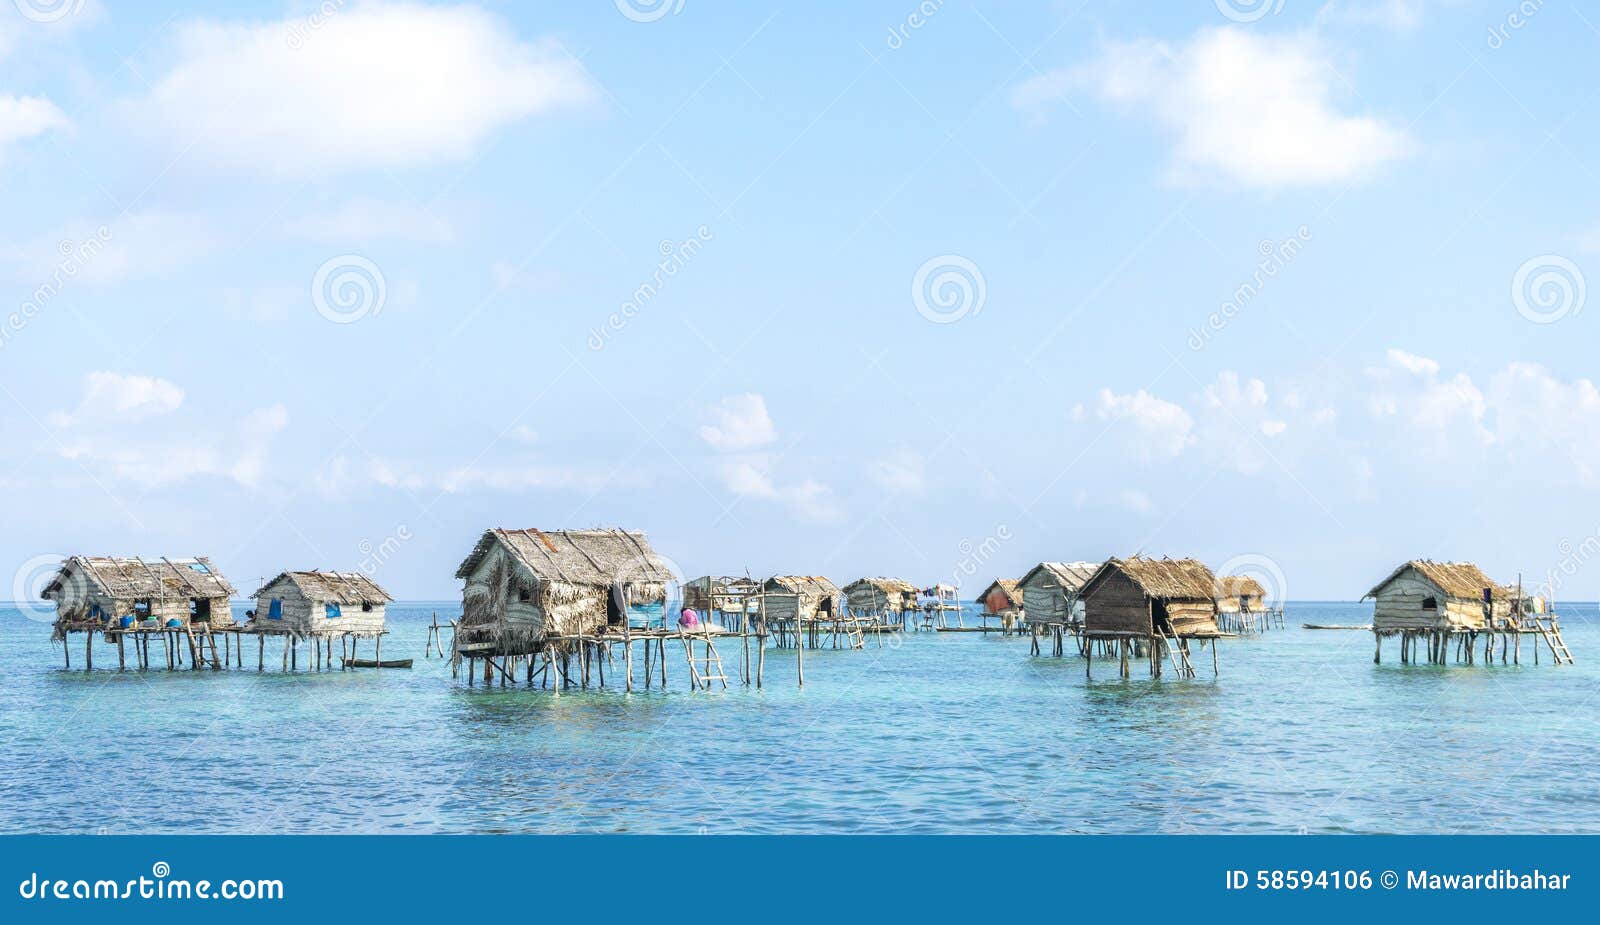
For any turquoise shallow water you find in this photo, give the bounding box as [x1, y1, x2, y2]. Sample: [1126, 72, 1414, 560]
[1, 601, 1596, 834]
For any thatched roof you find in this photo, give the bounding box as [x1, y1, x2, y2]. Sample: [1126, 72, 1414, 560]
[454, 528, 673, 587]
[252, 571, 392, 605]
[843, 576, 916, 594]
[687, 575, 760, 594]
[976, 578, 1022, 606]
[42, 556, 236, 601]
[1090, 557, 1218, 600]
[1364, 560, 1510, 602]
[1216, 575, 1268, 599]
[764, 575, 838, 596]
[1019, 561, 1100, 593]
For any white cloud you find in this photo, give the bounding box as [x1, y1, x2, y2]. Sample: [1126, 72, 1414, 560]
[52, 373, 287, 488]
[1385, 348, 1440, 377]
[0, 94, 67, 155]
[866, 449, 927, 496]
[1318, 0, 1441, 32]
[1366, 349, 1491, 451]
[786, 479, 842, 523]
[1075, 387, 1193, 462]
[1116, 488, 1154, 514]
[287, 198, 456, 245]
[1036, 27, 1409, 188]
[129, 3, 596, 174]
[51, 371, 185, 427]
[7, 210, 215, 284]
[717, 456, 778, 499]
[698, 393, 777, 452]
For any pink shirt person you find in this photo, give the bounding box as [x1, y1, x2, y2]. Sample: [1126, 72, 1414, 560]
[678, 607, 699, 628]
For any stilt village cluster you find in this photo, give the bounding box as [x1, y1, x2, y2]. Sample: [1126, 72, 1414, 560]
[37, 528, 1575, 688]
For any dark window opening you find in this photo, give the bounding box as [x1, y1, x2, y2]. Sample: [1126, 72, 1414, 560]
[190, 598, 212, 622]
[1422, 596, 1438, 610]
[133, 600, 151, 616]
[518, 587, 531, 603]
[818, 596, 834, 616]
[361, 602, 374, 612]
[1152, 598, 1172, 633]
[605, 586, 625, 626]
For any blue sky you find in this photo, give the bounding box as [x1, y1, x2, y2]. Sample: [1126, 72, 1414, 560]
[3, 0, 1599, 601]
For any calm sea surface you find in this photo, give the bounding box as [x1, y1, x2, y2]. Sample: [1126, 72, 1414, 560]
[1, 601, 1596, 834]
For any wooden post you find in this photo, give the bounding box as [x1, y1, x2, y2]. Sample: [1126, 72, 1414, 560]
[117, 633, 126, 670]
[624, 623, 633, 693]
[258, 633, 265, 671]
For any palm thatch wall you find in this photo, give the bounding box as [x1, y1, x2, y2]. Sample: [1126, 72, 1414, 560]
[455, 528, 674, 654]
[1080, 557, 1221, 637]
[250, 570, 392, 636]
[1365, 560, 1512, 632]
[42, 556, 236, 638]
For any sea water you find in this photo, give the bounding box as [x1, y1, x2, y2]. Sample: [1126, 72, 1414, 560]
[0, 601, 1595, 834]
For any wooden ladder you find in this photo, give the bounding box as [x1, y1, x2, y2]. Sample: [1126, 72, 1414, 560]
[1159, 628, 1196, 678]
[681, 631, 729, 690]
[1535, 617, 1575, 665]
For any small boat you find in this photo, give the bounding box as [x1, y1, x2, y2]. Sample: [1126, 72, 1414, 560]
[1301, 623, 1372, 631]
[342, 657, 413, 669]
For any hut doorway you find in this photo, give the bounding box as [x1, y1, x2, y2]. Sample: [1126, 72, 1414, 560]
[1151, 599, 1172, 634]
[606, 585, 626, 628]
[818, 596, 834, 617]
[189, 598, 212, 623]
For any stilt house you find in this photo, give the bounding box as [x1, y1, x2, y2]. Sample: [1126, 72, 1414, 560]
[250, 571, 391, 637]
[1364, 560, 1510, 632]
[1080, 557, 1221, 639]
[41, 556, 236, 638]
[760, 576, 839, 622]
[1017, 562, 1099, 626]
[842, 577, 917, 617]
[454, 528, 674, 654]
